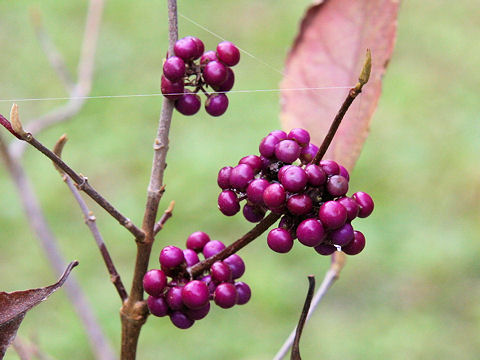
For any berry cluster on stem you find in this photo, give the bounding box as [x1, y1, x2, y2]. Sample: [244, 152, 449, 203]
[161, 36, 240, 117]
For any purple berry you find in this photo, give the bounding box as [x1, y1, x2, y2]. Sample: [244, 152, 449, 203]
[161, 75, 184, 100]
[170, 311, 194, 329]
[318, 201, 347, 230]
[189, 36, 204, 59]
[263, 183, 286, 209]
[246, 178, 270, 205]
[269, 130, 288, 141]
[210, 261, 232, 283]
[287, 128, 310, 147]
[314, 243, 337, 256]
[217, 166, 232, 189]
[147, 296, 169, 317]
[320, 160, 340, 176]
[214, 283, 237, 309]
[277, 165, 293, 183]
[163, 56, 185, 82]
[159, 246, 185, 269]
[339, 165, 350, 181]
[235, 282, 251, 305]
[326, 175, 349, 197]
[267, 228, 294, 253]
[287, 194, 313, 216]
[336, 197, 359, 221]
[296, 218, 325, 247]
[216, 41, 240, 66]
[174, 37, 198, 61]
[203, 240, 226, 259]
[305, 164, 326, 186]
[280, 166, 308, 193]
[200, 50, 218, 65]
[182, 280, 209, 310]
[143, 269, 167, 297]
[186, 231, 211, 252]
[328, 223, 354, 246]
[239, 155, 262, 174]
[229, 164, 254, 191]
[223, 254, 245, 279]
[175, 91, 201, 116]
[342, 230, 366, 255]
[275, 140, 301, 163]
[259, 135, 281, 158]
[183, 249, 200, 267]
[200, 275, 216, 295]
[214, 67, 235, 92]
[242, 204, 266, 223]
[166, 286, 184, 311]
[218, 190, 240, 216]
[205, 93, 229, 116]
[352, 192, 374, 218]
[184, 302, 210, 320]
[203, 60, 228, 86]
[300, 143, 319, 163]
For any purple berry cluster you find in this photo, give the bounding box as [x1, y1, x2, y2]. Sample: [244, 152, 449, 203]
[144, 231, 251, 329]
[161, 36, 240, 117]
[216, 128, 373, 256]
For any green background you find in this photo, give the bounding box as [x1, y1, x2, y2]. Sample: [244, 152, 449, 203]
[1, 0, 479, 359]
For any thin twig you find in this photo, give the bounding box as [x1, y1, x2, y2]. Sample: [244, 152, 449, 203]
[119, 1, 178, 359]
[273, 252, 346, 360]
[291, 276, 316, 360]
[9, 0, 105, 159]
[0, 134, 116, 360]
[312, 49, 371, 165]
[153, 200, 175, 235]
[189, 212, 281, 278]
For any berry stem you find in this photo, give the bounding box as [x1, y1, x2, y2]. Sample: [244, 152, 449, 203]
[312, 49, 371, 165]
[188, 212, 281, 278]
[290, 275, 315, 360]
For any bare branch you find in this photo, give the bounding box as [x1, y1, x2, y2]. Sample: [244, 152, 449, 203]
[153, 200, 175, 235]
[0, 134, 116, 360]
[291, 276, 315, 360]
[273, 252, 346, 360]
[9, 0, 105, 159]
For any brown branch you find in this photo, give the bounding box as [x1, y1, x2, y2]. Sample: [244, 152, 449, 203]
[189, 212, 281, 278]
[0, 111, 145, 240]
[0, 133, 116, 360]
[52, 135, 128, 301]
[153, 200, 175, 235]
[312, 49, 371, 164]
[273, 252, 346, 360]
[119, 1, 178, 359]
[9, 0, 105, 159]
[291, 276, 315, 360]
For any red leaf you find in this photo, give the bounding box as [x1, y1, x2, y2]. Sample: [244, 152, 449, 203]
[280, 0, 400, 171]
[0, 261, 78, 358]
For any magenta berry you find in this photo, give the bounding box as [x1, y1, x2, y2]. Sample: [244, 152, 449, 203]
[242, 204, 266, 223]
[296, 218, 325, 247]
[314, 243, 337, 256]
[246, 178, 270, 205]
[318, 201, 347, 230]
[216, 41, 240, 66]
[163, 56, 185, 82]
[223, 254, 245, 279]
[267, 228, 294, 253]
[320, 160, 340, 176]
[259, 135, 281, 158]
[342, 230, 366, 255]
[182, 280, 209, 309]
[186, 231, 211, 252]
[269, 130, 288, 140]
[229, 164, 254, 191]
[143, 269, 167, 297]
[280, 166, 308, 193]
[205, 93, 229, 116]
[183, 249, 200, 267]
[326, 175, 349, 197]
[239, 155, 262, 174]
[189, 36, 204, 59]
[287, 128, 310, 147]
[235, 282, 251, 305]
[147, 296, 169, 317]
[174, 36, 198, 61]
[203, 60, 228, 87]
[214, 67, 235, 92]
[218, 190, 240, 216]
[161, 75, 184, 100]
[175, 91, 201, 116]
[300, 143, 319, 163]
[263, 183, 286, 209]
[166, 286, 184, 311]
[159, 246, 185, 269]
[170, 311, 195, 329]
[214, 283, 237, 309]
[184, 302, 210, 320]
[287, 194, 313, 216]
[328, 222, 354, 246]
[305, 164, 326, 186]
[336, 197, 359, 221]
[200, 50, 218, 65]
[352, 191, 374, 218]
[275, 139, 301, 163]
[339, 165, 350, 181]
[210, 261, 232, 283]
[203, 240, 226, 259]
[217, 166, 232, 189]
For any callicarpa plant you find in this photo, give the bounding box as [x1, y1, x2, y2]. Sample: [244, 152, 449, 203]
[0, 0, 399, 359]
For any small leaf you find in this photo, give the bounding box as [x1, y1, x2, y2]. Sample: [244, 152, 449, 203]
[280, 0, 400, 171]
[0, 261, 79, 358]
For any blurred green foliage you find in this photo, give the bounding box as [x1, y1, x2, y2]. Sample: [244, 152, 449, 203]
[1, 0, 479, 359]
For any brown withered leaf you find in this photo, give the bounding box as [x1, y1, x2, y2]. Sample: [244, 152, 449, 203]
[0, 261, 78, 358]
[280, 0, 400, 171]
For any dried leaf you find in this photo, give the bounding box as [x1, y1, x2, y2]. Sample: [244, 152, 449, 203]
[0, 261, 78, 358]
[280, 0, 400, 171]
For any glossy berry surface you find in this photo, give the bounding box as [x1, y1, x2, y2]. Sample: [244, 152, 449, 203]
[159, 246, 185, 269]
[296, 219, 325, 247]
[235, 282, 251, 305]
[328, 222, 354, 246]
[203, 60, 228, 86]
[314, 243, 337, 256]
[203, 240, 226, 259]
[267, 228, 294, 253]
[274, 140, 301, 163]
[205, 94, 229, 116]
[174, 37, 198, 61]
[214, 283, 237, 309]
[143, 269, 167, 297]
[230, 164, 254, 191]
[147, 296, 168, 317]
[163, 56, 185, 82]
[182, 280, 209, 309]
[287, 128, 310, 147]
[183, 249, 200, 267]
[161, 76, 184, 100]
[318, 201, 347, 230]
[216, 41, 240, 66]
[186, 231, 211, 252]
[218, 190, 240, 216]
[174, 91, 201, 116]
[223, 254, 245, 279]
[353, 192, 374, 218]
[342, 230, 366, 255]
[170, 311, 194, 329]
[210, 261, 232, 283]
